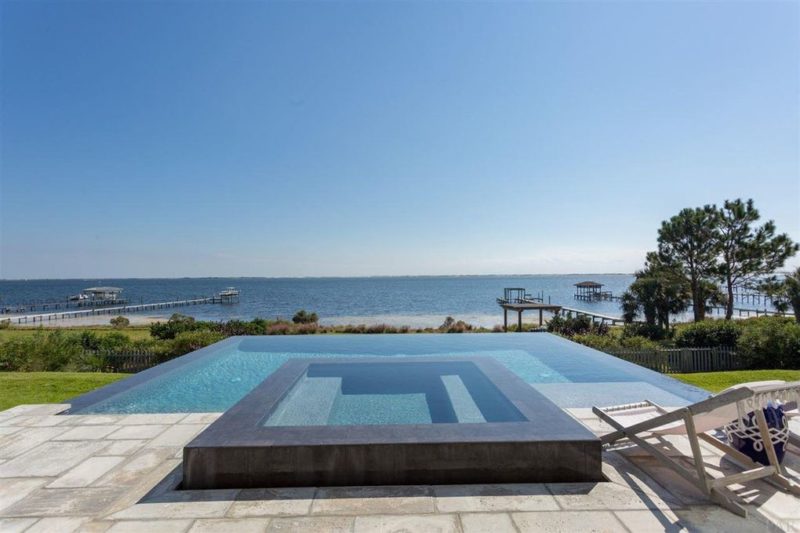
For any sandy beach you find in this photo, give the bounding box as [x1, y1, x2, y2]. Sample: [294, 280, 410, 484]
[8, 314, 170, 328]
[5, 311, 555, 330]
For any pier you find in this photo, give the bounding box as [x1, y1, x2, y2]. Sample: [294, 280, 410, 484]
[498, 287, 631, 330]
[559, 306, 628, 325]
[573, 281, 621, 302]
[1, 287, 128, 315]
[497, 288, 561, 330]
[1, 293, 239, 325]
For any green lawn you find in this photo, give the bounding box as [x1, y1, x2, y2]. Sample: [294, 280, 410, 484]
[670, 369, 800, 393]
[0, 372, 130, 411]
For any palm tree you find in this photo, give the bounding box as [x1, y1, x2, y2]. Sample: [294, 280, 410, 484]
[621, 252, 691, 332]
[762, 267, 800, 323]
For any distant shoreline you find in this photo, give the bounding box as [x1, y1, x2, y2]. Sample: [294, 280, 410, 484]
[0, 273, 636, 282]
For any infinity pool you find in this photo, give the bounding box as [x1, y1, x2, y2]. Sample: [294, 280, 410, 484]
[68, 333, 708, 414]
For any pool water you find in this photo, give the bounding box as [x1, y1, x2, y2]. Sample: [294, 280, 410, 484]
[70, 334, 709, 414]
[263, 361, 526, 426]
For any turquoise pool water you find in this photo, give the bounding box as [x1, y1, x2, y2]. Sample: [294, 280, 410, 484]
[263, 361, 527, 426]
[70, 334, 709, 414]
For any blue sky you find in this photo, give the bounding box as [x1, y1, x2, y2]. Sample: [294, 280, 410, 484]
[1, 1, 798, 279]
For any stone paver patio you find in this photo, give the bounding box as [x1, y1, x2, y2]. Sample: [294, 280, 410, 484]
[0, 403, 798, 532]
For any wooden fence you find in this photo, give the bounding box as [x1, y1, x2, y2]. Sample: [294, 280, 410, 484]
[86, 350, 161, 373]
[84, 345, 741, 376]
[606, 346, 740, 374]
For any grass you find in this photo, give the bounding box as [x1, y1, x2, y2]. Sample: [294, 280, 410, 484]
[670, 369, 800, 393]
[0, 326, 153, 342]
[0, 372, 130, 411]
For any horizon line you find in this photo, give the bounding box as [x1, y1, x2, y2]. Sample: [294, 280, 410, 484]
[0, 272, 637, 282]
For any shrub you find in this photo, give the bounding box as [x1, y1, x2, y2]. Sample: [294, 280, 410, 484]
[166, 330, 224, 357]
[150, 314, 204, 340]
[292, 310, 318, 324]
[294, 323, 320, 335]
[548, 314, 608, 337]
[215, 319, 267, 336]
[265, 322, 292, 335]
[0, 331, 84, 371]
[737, 317, 800, 369]
[439, 317, 474, 333]
[571, 334, 619, 351]
[674, 320, 742, 348]
[622, 322, 668, 341]
[572, 333, 657, 351]
[79, 331, 102, 351]
[110, 316, 130, 328]
[618, 335, 661, 350]
[97, 332, 132, 352]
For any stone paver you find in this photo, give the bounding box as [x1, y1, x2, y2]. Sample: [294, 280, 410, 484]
[0, 426, 23, 438]
[674, 505, 780, 532]
[107, 425, 169, 440]
[266, 516, 352, 532]
[106, 519, 194, 532]
[0, 405, 69, 417]
[312, 486, 435, 515]
[0, 440, 107, 477]
[94, 448, 178, 487]
[0, 518, 38, 532]
[118, 414, 187, 426]
[25, 516, 90, 532]
[147, 424, 206, 447]
[108, 488, 239, 520]
[1, 486, 129, 517]
[0, 427, 69, 459]
[179, 413, 222, 424]
[227, 488, 316, 518]
[547, 481, 674, 511]
[613, 509, 686, 531]
[512, 510, 626, 532]
[97, 439, 146, 456]
[189, 517, 270, 532]
[53, 425, 119, 441]
[459, 512, 517, 532]
[48, 456, 126, 488]
[353, 514, 460, 533]
[0, 403, 797, 532]
[65, 415, 125, 426]
[3, 415, 67, 428]
[434, 484, 559, 513]
[0, 478, 47, 513]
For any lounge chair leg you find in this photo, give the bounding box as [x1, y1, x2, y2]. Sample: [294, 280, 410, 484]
[684, 413, 710, 494]
[709, 487, 749, 518]
[772, 474, 800, 496]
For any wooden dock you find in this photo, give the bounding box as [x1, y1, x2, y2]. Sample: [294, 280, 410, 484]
[559, 306, 628, 325]
[498, 301, 563, 330]
[1, 296, 231, 325]
[0, 298, 129, 315]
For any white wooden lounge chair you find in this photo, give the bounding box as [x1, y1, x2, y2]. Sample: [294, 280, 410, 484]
[593, 381, 800, 517]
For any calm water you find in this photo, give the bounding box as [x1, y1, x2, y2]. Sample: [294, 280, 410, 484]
[71, 334, 709, 414]
[0, 274, 634, 327]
